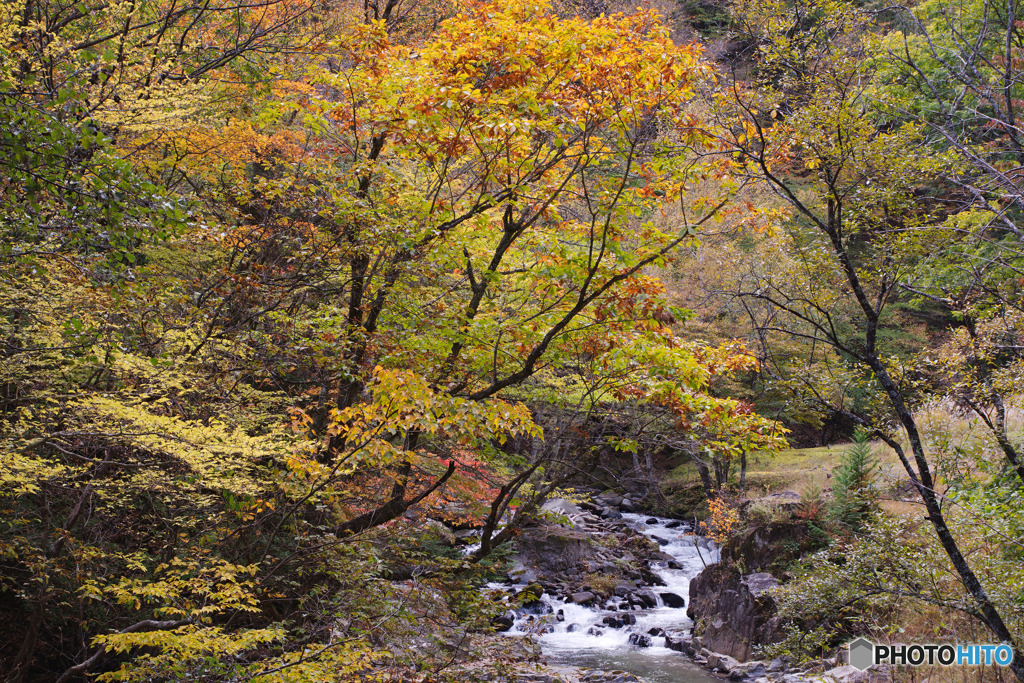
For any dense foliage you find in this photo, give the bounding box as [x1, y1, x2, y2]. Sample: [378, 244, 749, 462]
[1, 0, 1023, 679]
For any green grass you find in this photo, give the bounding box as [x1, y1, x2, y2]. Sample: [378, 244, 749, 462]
[664, 442, 911, 500]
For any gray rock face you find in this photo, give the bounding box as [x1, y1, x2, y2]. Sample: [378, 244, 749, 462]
[688, 565, 783, 661]
[516, 526, 599, 578]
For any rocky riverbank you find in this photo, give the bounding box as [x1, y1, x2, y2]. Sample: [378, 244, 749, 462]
[487, 493, 889, 683]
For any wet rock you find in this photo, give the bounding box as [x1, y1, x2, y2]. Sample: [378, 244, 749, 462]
[659, 591, 686, 608]
[628, 633, 652, 647]
[639, 568, 667, 587]
[620, 613, 637, 625]
[492, 611, 516, 632]
[633, 588, 658, 608]
[647, 627, 665, 637]
[571, 590, 597, 605]
[646, 518, 659, 524]
[602, 616, 624, 628]
[586, 626, 605, 636]
[653, 536, 671, 546]
[665, 520, 683, 529]
[566, 623, 581, 632]
[665, 635, 686, 651]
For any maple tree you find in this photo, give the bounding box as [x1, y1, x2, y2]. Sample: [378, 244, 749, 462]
[0, 0, 791, 679]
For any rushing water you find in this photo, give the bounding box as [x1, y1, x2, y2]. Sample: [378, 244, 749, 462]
[504, 513, 723, 683]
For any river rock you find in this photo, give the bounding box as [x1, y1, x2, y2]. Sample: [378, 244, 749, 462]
[493, 610, 516, 632]
[646, 517, 659, 524]
[515, 525, 600, 581]
[659, 591, 686, 608]
[707, 652, 742, 673]
[639, 568, 667, 586]
[571, 591, 597, 605]
[596, 493, 624, 507]
[628, 633, 652, 647]
[633, 588, 658, 608]
[665, 635, 685, 651]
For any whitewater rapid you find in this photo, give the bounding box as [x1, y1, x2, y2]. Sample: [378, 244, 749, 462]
[503, 513, 722, 683]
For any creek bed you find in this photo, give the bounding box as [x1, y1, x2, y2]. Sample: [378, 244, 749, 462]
[505, 513, 722, 683]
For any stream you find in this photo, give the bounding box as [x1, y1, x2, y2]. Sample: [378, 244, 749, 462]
[503, 513, 724, 683]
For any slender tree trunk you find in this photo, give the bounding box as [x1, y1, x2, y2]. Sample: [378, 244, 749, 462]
[739, 449, 747, 494]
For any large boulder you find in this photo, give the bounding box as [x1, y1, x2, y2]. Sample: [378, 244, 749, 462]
[723, 513, 815, 573]
[515, 525, 600, 579]
[688, 565, 783, 661]
[659, 591, 686, 608]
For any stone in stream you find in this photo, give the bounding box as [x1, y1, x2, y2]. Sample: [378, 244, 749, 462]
[620, 613, 637, 625]
[602, 616, 624, 629]
[633, 589, 658, 608]
[492, 611, 516, 632]
[652, 536, 670, 546]
[571, 591, 597, 605]
[627, 633, 652, 647]
[586, 626, 605, 636]
[566, 623, 580, 632]
[645, 517, 659, 524]
[665, 520, 682, 529]
[647, 627, 664, 637]
[659, 591, 686, 608]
